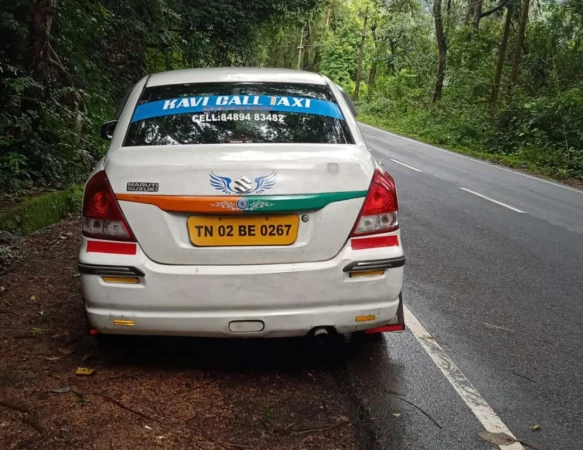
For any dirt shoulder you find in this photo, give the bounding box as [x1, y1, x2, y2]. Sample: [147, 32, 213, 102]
[0, 218, 361, 449]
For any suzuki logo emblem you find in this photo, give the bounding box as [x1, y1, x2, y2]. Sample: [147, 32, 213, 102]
[233, 176, 253, 194]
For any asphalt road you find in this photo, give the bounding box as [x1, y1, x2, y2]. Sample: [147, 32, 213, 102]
[345, 123, 583, 450]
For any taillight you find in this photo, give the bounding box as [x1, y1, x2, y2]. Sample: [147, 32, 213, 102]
[82, 171, 135, 241]
[351, 169, 399, 236]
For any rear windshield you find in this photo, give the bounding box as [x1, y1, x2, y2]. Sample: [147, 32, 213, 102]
[124, 82, 353, 146]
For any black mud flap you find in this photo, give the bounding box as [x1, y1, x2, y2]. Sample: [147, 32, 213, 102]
[395, 293, 405, 328]
[364, 293, 405, 334]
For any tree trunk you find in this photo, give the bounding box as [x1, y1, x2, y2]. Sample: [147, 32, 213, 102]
[489, 1, 514, 110]
[297, 26, 304, 70]
[388, 39, 397, 75]
[509, 0, 531, 90]
[465, 0, 484, 29]
[368, 25, 377, 89]
[433, 0, 447, 103]
[28, 0, 58, 81]
[303, 22, 311, 71]
[354, 7, 369, 101]
[325, 1, 332, 27]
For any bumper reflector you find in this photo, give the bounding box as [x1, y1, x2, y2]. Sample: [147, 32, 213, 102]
[113, 319, 135, 327]
[349, 270, 384, 278]
[351, 235, 399, 250]
[87, 241, 137, 255]
[364, 324, 405, 334]
[355, 315, 376, 322]
[102, 276, 140, 284]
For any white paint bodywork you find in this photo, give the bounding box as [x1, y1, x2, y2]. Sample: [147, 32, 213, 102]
[81, 232, 404, 337]
[109, 144, 373, 265]
[80, 68, 405, 337]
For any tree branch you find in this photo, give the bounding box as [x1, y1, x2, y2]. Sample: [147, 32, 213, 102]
[480, 0, 510, 19]
[47, 43, 73, 85]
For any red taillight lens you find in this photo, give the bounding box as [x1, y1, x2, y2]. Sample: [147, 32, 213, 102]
[351, 169, 399, 236]
[82, 171, 135, 241]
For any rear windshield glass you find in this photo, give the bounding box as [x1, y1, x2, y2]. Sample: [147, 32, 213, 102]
[124, 82, 353, 146]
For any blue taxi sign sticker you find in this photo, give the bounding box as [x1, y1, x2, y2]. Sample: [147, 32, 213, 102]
[131, 95, 344, 123]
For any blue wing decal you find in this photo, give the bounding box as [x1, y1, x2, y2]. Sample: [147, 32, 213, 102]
[210, 173, 233, 194]
[253, 172, 277, 194]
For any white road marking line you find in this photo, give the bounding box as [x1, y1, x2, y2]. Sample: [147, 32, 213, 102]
[389, 158, 423, 172]
[459, 187, 525, 213]
[359, 122, 583, 195]
[404, 306, 525, 450]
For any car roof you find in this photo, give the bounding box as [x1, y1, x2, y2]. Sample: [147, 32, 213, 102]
[146, 67, 328, 87]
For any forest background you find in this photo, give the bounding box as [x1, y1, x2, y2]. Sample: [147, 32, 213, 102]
[1, 0, 582, 198]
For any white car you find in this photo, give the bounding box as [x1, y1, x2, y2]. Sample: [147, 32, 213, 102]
[79, 68, 405, 340]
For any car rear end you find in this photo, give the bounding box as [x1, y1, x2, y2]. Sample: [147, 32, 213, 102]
[79, 68, 405, 338]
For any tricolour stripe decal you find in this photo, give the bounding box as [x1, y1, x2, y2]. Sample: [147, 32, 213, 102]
[116, 195, 243, 214]
[116, 191, 367, 214]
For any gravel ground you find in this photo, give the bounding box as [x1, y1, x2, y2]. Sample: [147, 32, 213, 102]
[0, 218, 366, 450]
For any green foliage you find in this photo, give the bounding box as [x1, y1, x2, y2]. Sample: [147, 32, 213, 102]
[0, 0, 321, 195]
[355, 0, 583, 181]
[320, 1, 361, 88]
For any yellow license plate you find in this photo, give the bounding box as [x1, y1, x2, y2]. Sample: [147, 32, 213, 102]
[187, 215, 299, 247]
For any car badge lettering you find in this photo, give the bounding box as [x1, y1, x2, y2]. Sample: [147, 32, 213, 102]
[127, 182, 159, 192]
[210, 172, 277, 195]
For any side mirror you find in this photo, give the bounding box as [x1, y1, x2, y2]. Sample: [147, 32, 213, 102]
[100, 120, 118, 140]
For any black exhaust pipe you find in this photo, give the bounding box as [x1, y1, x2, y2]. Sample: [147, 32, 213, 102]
[313, 327, 330, 344]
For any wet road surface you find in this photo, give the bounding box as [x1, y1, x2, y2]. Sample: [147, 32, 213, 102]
[345, 123, 583, 450]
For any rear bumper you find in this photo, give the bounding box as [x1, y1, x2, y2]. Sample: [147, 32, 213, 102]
[85, 300, 402, 338]
[79, 234, 405, 338]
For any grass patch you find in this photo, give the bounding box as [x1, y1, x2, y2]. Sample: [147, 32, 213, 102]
[358, 114, 571, 182]
[0, 185, 83, 236]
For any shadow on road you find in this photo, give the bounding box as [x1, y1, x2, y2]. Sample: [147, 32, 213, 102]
[93, 332, 384, 372]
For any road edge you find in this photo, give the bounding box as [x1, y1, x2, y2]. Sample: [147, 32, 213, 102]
[358, 120, 583, 194]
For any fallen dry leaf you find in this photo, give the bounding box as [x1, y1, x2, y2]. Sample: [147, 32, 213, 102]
[478, 431, 517, 446]
[28, 327, 48, 335]
[75, 367, 96, 376]
[52, 387, 71, 393]
[30, 295, 38, 302]
[531, 424, 541, 431]
[392, 413, 401, 418]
